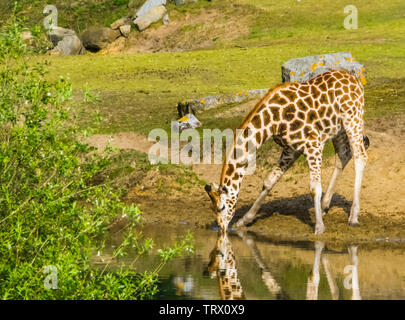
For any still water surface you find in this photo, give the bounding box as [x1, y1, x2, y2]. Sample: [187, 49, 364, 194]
[101, 225, 405, 300]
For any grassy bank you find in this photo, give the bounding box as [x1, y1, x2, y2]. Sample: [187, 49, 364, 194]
[8, 0, 403, 136]
[43, 41, 405, 136]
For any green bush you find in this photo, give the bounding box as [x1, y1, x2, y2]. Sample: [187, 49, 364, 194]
[0, 12, 193, 300]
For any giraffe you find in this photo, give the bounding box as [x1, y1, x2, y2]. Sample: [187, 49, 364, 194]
[205, 69, 369, 235]
[207, 231, 245, 300]
[207, 231, 282, 299]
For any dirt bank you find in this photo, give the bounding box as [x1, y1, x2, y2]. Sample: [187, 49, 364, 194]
[87, 114, 405, 243]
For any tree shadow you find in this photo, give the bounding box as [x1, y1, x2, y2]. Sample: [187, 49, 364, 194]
[231, 193, 352, 228]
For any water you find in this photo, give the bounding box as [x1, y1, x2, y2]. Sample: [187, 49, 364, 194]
[99, 225, 405, 300]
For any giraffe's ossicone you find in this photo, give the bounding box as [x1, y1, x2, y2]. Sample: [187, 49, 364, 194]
[205, 69, 369, 235]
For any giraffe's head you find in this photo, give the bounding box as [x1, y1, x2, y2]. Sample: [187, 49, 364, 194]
[205, 183, 235, 231]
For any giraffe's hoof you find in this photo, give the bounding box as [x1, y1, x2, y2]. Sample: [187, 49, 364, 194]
[348, 221, 360, 227]
[314, 224, 325, 235]
[321, 199, 331, 212]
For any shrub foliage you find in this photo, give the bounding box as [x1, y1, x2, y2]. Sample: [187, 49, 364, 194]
[0, 12, 193, 300]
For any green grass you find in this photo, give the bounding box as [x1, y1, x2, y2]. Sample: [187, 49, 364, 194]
[43, 40, 405, 137]
[235, 0, 405, 44]
[21, 0, 403, 158]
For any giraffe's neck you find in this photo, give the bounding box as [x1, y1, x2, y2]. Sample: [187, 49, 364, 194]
[209, 232, 245, 300]
[220, 99, 273, 197]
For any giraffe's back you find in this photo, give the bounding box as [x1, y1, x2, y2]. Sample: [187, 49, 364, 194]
[254, 69, 365, 151]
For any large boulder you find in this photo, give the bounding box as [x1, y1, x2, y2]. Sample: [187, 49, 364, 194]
[51, 35, 86, 56]
[281, 52, 366, 84]
[80, 27, 121, 52]
[47, 27, 85, 55]
[133, 5, 167, 31]
[135, 0, 167, 18]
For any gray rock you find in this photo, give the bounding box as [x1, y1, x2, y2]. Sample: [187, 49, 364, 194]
[110, 17, 132, 30]
[119, 24, 131, 38]
[134, 5, 167, 31]
[136, 0, 166, 18]
[47, 27, 85, 55]
[80, 27, 121, 52]
[281, 52, 366, 83]
[174, 113, 202, 132]
[175, 0, 198, 5]
[47, 27, 76, 46]
[178, 89, 268, 116]
[51, 34, 86, 55]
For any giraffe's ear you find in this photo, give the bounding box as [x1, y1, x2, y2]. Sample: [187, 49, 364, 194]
[205, 183, 219, 197]
[205, 183, 219, 194]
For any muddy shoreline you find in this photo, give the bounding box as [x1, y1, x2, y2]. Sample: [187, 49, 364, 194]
[89, 114, 405, 244]
[126, 125, 405, 244]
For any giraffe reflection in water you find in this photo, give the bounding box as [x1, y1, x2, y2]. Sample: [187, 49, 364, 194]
[207, 230, 282, 300]
[306, 241, 361, 300]
[206, 231, 245, 300]
[207, 232, 361, 300]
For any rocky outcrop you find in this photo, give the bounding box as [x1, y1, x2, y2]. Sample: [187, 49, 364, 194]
[47, 27, 85, 55]
[46, 0, 205, 55]
[282, 52, 366, 84]
[80, 27, 121, 52]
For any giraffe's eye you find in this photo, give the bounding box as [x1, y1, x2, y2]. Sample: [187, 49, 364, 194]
[219, 204, 226, 211]
[221, 186, 228, 194]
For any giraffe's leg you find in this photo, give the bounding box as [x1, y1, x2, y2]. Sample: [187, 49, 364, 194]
[235, 147, 300, 228]
[321, 131, 352, 212]
[322, 255, 339, 300]
[344, 125, 368, 227]
[305, 142, 325, 235]
[306, 241, 324, 300]
[348, 245, 361, 300]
